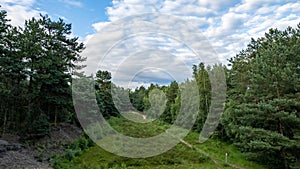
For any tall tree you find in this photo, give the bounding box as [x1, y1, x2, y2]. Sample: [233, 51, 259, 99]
[130, 86, 147, 112]
[0, 8, 27, 134]
[162, 81, 179, 123]
[223, 25, 300, 169]
[95, 70, 118, 118]
[0, 7, 12, 135]
[192, 63, 211, 132]
[20, 15, 85, 128]
[0, 8, 86, 138]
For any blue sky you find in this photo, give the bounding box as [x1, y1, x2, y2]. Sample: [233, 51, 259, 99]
[33, 0, 112, 37]
[1, 0, 113, 37]
[1, 0, 300, 88]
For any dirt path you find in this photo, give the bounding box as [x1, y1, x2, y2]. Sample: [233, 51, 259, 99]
[131, 111, 147, 120]
[165, 131, 247, 169]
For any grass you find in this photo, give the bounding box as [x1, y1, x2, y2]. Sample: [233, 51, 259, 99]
[184, 132, 266, 169]
[55, 113, 266, 169]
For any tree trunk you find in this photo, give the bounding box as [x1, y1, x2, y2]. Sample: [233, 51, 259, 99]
[2, 109, 7, 137]
[278, 118, 288, 169]
[54, 107, 57, 126]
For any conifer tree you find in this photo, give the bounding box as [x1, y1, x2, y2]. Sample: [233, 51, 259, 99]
[223, 24, 300, 169]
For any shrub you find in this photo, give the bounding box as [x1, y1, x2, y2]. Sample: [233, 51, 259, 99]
[30, 113, 50, 138]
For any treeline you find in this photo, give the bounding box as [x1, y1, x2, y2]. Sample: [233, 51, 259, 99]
[0, 6, 299, 169]
[101, 25, 300, 168]
[125, 62, 215, 132]
[0, 8, 85, 138]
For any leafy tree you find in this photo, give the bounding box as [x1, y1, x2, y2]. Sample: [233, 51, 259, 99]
[144, 88, 166, 119]
[72, 72, 99, 127]
[130, 86, 147, 112]
[201, 64, 226, 140]
[112, 85, 132, 112]
[192, 63, 211, 132]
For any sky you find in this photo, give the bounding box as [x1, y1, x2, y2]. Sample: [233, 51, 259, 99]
[0, 0, 300, 88]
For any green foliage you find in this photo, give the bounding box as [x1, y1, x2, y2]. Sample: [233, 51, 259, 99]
[1, 6, 299, 169]
[35, 144, 47, 162]
[22, 15, 85, 125]
[144, 88, 166, 119]
[68, 135, 90, 151]
[52, 136, 94, 169]
[57, 114, 265, 169]
[30, 113, 50, 138]
[65, 149, 79, 161]
[192, 63, 212, 132]
[130, 86, 147, 112]
[0, 7, 28, 134]
[0, 6, 85, 137]
[95, 70, 119, 118]
[223, 24, 300, 168]
[161, 81, 179, 123]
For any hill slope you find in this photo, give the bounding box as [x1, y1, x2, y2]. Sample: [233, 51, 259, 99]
[57, 113, 266, 169]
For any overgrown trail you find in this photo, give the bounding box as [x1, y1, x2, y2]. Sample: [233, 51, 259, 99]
[165, 130, 247, 169]
[125, 112, 248, 169]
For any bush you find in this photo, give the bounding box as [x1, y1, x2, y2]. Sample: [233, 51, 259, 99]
[30, 113, 50, 138]
[78, 136, 89, 150]
[51, 136, 95, 168]
[65, 149, 76, 161]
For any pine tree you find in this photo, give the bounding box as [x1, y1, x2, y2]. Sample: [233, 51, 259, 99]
[20, 15, 85, 127]
[0, 8, 12, 135]
[223, 24, 300, 169]
[0, 8, 27, 133]
[162, 81, 179, 123]
[0, 8, 85, 137]
[95, 70, 118, 118]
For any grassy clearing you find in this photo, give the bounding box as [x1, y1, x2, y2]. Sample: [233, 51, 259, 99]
[56, 114, 266, 169]
[184, 132, 266, 169]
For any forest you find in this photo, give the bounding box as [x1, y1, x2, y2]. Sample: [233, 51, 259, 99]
[0, 7, 299, 169]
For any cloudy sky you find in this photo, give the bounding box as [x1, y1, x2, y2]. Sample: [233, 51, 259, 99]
[1, 0, 299, 88]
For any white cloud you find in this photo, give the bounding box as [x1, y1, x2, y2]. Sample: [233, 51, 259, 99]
[1, 0, 298, 89]
[233, 0, 280, 13]
[271, 14, 300, 30]
[59, 0, 83, 7]
[84, 0, 300, 88]
[197, 0, 232, 10]
[82, 13, 219, 88]
[0, 0, 44, 26]
[221, 12, 248, 31]
[92, 22, 110, 32]
[205, 12, 249, 38]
